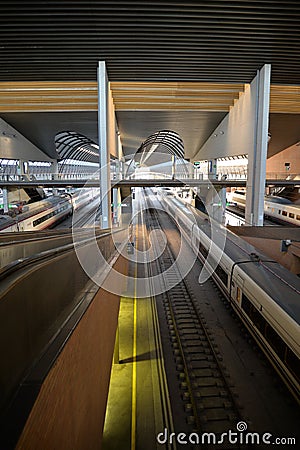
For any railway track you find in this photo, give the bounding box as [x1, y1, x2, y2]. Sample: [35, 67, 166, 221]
[71, 204, 99, 228]
[145, 206, 244, 446]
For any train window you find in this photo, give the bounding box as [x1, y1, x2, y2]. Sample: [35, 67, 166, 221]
[285, 348, 300, 383]
[282, 211, 287, 217]
[215, 264, 228, 286]
[289, 213, 294, 219]
[251, 307, 267, 334]
[265, 324, 286, 360]
[31, 203, 70, 227]
[241, 293, 251, 316]
[297, 215, 300, 221]
[241, 294, 266, 333]
[241, 293, 298, 372]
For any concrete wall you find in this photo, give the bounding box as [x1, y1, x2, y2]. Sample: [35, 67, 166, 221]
[236, 236, 300, 276]
[193, 79, 258, 161]
[0, 118, 52, 161]
[266, 143, 300, 176]
[268, 114, 300, 158]
[227, 226, 300, 275]
[16, 256, 127, 450]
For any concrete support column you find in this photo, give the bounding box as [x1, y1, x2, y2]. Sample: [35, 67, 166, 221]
[208, 159, 217, 180]
[206, 187, 224, 223]
[245, 64, 271, 226]
[17, 160, 27, 177]
[120, 158, 126, 180]
[117, 159, 122, 181]
[220, 187, 227, 224]
[112, 188, 121, 226]
[171, 155, 176, 179]
[51, 160, 59, 194]
[117, 132, 123, 181]
[98, 61, 112, 229]
[2, 187, 9, 213]
[51, 160, 58, 179]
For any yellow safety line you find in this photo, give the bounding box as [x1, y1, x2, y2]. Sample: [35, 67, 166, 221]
[131, 224, 138, 450]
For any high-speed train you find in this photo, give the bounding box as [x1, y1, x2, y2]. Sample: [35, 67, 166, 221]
[71, 188, 99, 212]
[0, 189, 99, 232]
[231, 190, 300, 226]
[162, 194, 300, 403]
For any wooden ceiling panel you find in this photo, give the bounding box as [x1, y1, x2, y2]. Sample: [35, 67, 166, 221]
[0, 81, 299, 114]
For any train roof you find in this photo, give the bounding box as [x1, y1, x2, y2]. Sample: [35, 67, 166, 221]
[20, 196, 70, 219]
[233, 192, 295, 206]
[0, 215, 15, 231]
[0, 195, 70, 231]
[265, 196, 293, 205]
[179, 200, 300, 325]
[223, 229, 300, 325]
[0, 215, 14, 224]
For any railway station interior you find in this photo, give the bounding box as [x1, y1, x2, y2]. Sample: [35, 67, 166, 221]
[0, 1, 299, 449]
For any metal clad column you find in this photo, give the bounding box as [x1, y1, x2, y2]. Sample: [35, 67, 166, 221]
[208, 159, 217, 180]
[51, 160, 58, 179]
[114, 132, 123, 225]
[220, 187, 226, 224]
[51, 160, 58, 195]
[245, 64, 271, 226]
[171, 155, 176, 179]
[98, 61, 112, 229]
[2, 188, 9, 213]
[17, 160, 26, 177]
[112, 188, 121, 226]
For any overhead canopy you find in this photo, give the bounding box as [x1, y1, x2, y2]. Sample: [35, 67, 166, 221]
[136, 130, 184, 163]
[55, 131, 99, 163]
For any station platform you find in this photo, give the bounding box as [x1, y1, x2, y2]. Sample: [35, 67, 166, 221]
[102, 295, 167, 450]
[102, 214, 173, 450]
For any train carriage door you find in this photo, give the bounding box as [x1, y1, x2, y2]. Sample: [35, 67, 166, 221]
[236, 274, 244, 305]
[236, 286, 242, 304]
[232, 271, 244, 305]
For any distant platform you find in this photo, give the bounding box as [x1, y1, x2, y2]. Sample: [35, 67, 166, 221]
[227, 226, 299, 240]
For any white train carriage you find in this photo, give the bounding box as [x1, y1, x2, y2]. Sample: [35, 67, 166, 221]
[231, 190, 300, 226]
[162, 195, 300, 402]
[0, 196, 72, 232]
[0, 188, 100, 233]
[71, 188, 100, 211]
[264, 199, 300, 226]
